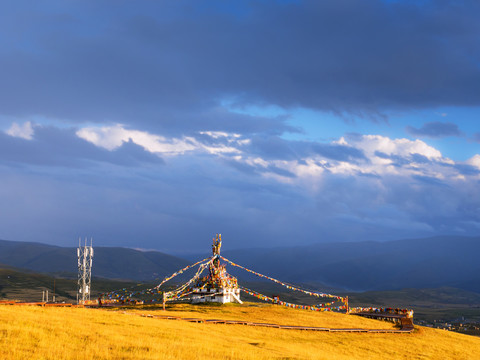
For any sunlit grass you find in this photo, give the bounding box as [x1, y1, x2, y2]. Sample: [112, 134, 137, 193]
[1, 303, 480, 359]
[126, 302, 396, 329]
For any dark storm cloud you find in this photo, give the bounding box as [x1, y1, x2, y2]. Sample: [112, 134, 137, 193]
[406, 122, 463, 138]
[1, 0, 480, 133]
[0, 126, 163, 168]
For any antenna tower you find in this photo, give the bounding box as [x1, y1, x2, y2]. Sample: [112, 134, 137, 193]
[77, 237, 94, 304]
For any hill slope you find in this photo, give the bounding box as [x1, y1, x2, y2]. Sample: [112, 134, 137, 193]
[1, 303, 479, 359]
[0, 266, 143, 302]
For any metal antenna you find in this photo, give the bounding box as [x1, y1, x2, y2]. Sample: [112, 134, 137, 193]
[77, 237, 94, 304]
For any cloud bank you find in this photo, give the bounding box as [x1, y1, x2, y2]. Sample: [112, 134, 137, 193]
[0, 1, 479, 251]
[1, 122, 479, 251]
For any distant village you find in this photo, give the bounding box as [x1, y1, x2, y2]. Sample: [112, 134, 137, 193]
[416, 318, 480, 337]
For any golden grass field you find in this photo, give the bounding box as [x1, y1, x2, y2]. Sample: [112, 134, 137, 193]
[1, 302, 480, 360]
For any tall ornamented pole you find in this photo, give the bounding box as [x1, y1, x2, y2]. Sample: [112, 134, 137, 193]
[346, 296, 349, 314]
[212, 234, 222, 268]
[210, 234, 222, 286]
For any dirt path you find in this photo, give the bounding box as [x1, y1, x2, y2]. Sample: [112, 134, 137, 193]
[1, 301, 414, 333]
[125, 311, 415, 333]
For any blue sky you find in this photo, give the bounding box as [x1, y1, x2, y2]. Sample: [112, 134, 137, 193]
[226, 103, 480, 160]
[0, 0, 479, 253]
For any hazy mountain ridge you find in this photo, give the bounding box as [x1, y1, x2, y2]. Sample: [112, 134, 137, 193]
[1, 236, 479, 292]
[0, 239, 189, 281]
[221, 236, 480, 292]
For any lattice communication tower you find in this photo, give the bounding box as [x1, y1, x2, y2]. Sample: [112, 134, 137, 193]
[77, 237, 94, 304]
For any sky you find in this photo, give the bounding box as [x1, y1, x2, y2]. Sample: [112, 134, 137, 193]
[0, 0, 479, 253]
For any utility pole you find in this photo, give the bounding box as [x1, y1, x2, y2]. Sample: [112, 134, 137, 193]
[77, 237, 94, 304]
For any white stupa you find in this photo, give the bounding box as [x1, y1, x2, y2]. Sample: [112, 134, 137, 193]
[191, 234, 242, 304]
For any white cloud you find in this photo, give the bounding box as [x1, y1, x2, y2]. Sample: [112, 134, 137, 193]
[76, 124, 244, 156]
[6, 121, 34, 140]
[199, 131, 231, 139]
[75, 125, 476, 188]
[77, 125, 197, 155]
[466, 154, 480, 168]
[350, 135, 443, 159]
[272, 135, 449, 183]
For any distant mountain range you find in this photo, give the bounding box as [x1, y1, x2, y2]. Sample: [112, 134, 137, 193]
[221, 236, 480, 293]
[1, 236, 479, 293]
[0, 239, 188, 281]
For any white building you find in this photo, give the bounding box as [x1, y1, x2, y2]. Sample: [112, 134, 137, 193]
[191, 287, 242, 304]
[190, 234, 242, 304]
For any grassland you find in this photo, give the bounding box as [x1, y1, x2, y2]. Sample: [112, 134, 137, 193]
[3, 265, 480, 326]
[124, 302, 396, 329]
[1, 302, 480, 359]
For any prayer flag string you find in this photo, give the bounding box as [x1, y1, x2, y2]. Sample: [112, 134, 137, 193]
[101, 257, 213, 300]
[155, 256, 213, 289]
[239, 286, 345, 311]
[220, 256, 344, 302]
[164, 260, 213, 301]
[101, 251, 347, 311]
